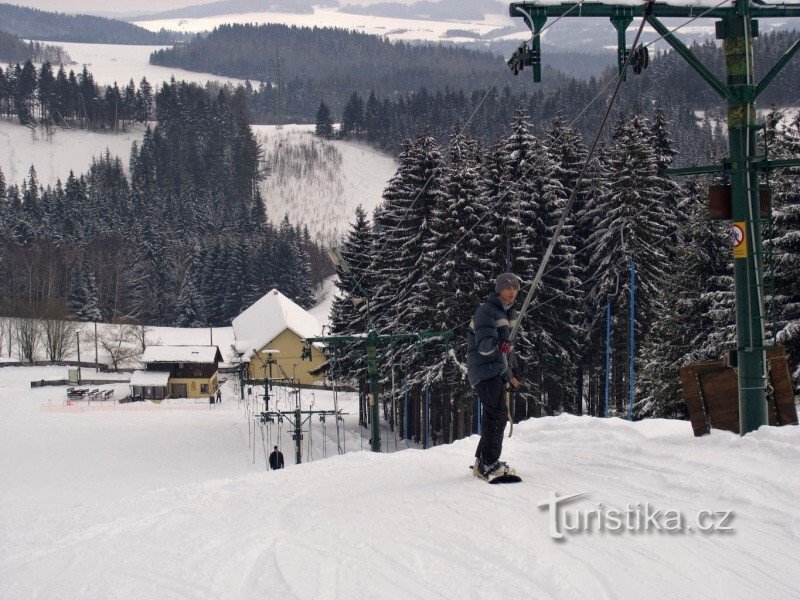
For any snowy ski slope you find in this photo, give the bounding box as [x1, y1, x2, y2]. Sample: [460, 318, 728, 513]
[1, 362, 798, 599]
[255, 125, 397, 243]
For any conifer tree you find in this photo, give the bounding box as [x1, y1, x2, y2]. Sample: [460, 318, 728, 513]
[330, 205, 375, 380]
[637, 181, 735, 418]
[371, 130, 446, 357]
[411, 125, 493, 387]
[315, 101, 334, 139]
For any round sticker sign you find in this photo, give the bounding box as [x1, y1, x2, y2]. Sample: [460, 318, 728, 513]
[731, 223, 744, 247]
[731, 221, 747, 258]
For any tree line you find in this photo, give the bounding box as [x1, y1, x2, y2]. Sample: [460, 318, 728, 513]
[0, 59, 155, 129]
[0, 31, 71, 65]
[321, 30, 799, 165]
[149, 22, 564, 123]
[0, 80, 332, 343]
[328, 107, 799, 444]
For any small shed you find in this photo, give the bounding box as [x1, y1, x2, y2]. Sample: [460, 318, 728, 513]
[129, 370, 170, 401]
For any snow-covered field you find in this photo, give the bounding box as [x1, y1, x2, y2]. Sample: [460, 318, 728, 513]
[2, 360, 799, 599]
[135, 6, 512, 43]
[255, 125, 397, 242]
[36, 40, 250, 88]
[0, 119, 145, 187]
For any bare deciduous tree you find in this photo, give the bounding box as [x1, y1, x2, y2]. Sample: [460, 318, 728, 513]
[42, 301, 80, 361]
[14, 318, 42, 363]
[89, 323, 141, 371]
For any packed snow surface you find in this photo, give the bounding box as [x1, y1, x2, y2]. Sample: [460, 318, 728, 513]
[254, 125, 397, 243]
[2, 363, 799, 599]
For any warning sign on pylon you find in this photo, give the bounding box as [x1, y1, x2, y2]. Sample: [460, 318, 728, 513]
[731, 221, 748, 259]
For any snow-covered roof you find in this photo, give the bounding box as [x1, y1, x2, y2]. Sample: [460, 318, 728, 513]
[129, 370, 170, 387]
[141, 345, 223, 364]
[232, 289, 322, 359]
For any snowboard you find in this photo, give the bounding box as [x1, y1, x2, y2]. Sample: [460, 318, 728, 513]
[469, 465, 522, 484]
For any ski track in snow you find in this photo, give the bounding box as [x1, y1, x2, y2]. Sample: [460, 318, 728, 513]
[2, 366, 799, 599]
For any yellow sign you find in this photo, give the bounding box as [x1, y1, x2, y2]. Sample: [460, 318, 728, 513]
[731, 221, 748, 259]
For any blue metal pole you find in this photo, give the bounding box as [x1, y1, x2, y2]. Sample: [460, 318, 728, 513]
[605, 298, 612, 418]
[423, 386, 430, 449]
[628, 258, 636, 421]
[475, 395, 481, 435]
[403, 375, 409, 443]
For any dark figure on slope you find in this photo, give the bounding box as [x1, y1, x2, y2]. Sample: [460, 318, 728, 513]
[269, 446, 285, 470]
[467, 273, 522, 482]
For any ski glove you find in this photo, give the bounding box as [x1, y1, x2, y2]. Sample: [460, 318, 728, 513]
[498, 341, 513, 355]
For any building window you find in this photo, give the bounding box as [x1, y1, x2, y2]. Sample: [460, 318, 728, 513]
[200, 384, 209, 393]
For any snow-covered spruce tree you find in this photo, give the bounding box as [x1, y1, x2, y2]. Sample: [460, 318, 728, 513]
[329, 205, 376, 382]
[546, 117, 590, 413]
[370, 131, 446, 349]
[68, 264, 102, 322]
[583, 115, 677, 415]
[406, 125, 494, 389]
[315, 101, 334, 139]
[648, 108, 683, 255]
[637, 180, 735, 418]
[175, 279, 206, 328]
[481, 139, 517, 275]
[175, 245, 207, 327]
[272, 215, 314, 309]
[499, 108, 582, 416]
[83, 268, 102, 323]
[764, 109, 800, 390]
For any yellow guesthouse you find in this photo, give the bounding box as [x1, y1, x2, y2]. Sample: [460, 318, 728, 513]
[231, 289, 325, 385]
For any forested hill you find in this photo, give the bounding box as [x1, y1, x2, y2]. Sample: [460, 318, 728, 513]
[0, 3, 182, 44]
[149, 23, 566, 120]
[322, 29, 799, 162]
[0, 81, 331, 327]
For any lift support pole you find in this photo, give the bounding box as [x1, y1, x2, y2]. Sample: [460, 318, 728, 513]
[509, 0, 800, 434]
[303, 330, 451, 452]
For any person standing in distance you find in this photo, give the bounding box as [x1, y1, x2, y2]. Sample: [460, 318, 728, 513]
[268, 446, 285, 470]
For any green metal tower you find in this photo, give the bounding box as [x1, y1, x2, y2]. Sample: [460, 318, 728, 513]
[508, 0, 800, 434]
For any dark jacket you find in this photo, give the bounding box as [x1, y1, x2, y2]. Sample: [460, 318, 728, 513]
[269, 450, 285, 470]
[466, 293, 518, 387]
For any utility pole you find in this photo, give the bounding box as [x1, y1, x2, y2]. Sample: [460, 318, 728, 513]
[508, 0, 800, 435]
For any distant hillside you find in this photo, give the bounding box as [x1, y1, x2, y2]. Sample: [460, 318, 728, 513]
[149, 22, 561, 120]
[0, 3, 184, 45]
[132, 0, 333, 21]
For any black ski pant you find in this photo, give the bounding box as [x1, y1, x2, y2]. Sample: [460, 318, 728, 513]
[474, 375, 507, 465]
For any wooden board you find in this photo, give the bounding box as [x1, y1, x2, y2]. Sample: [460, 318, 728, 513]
[679, 347, 798, 436]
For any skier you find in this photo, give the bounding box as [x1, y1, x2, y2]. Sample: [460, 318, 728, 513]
[467, 273, 522, 482]
[268, 446, 285, 470]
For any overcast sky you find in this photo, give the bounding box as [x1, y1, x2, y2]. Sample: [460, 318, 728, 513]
[12, 0, 205, 15]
